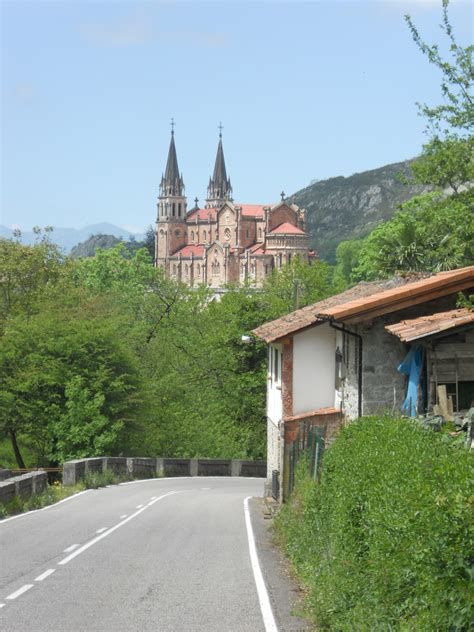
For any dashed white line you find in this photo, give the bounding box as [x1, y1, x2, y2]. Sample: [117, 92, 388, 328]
[136, 504, 144, 509]
[63, 544, 80, 553]
[6, 584, 34, 600]
[58, 491, 180, 566]
[0, 603, 6, 608]
[96, 527, 108, 534]
[201, 487, 211, 490]
[120, 514, 127, 519]
[150, 496, 157, 500]
[35, 569, 55, 582]
[243, 497, 278, 632]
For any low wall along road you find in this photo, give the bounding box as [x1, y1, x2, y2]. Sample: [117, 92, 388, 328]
[63, 456, 266, 486]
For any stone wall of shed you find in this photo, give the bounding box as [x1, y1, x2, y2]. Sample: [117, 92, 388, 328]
[342, 320, 408, 419]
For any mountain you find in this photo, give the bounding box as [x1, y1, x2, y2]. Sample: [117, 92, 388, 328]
[290, 159, 431, 263]
[0, 223, 145, 252]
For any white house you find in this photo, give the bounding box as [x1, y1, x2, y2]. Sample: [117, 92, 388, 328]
[253, 266, 474, 500]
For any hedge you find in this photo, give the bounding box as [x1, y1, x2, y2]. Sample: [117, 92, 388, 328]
[275, 416, 473, 630]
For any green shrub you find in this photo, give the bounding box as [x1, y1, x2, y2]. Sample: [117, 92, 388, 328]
[275, 416, 474, 630]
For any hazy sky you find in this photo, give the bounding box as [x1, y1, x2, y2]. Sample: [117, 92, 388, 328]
[1, 0, 472, 232]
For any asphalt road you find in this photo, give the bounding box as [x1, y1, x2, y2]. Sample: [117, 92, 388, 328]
[0, 477, 275, 632]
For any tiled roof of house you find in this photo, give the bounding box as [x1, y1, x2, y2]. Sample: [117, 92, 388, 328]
[169, 244, 205, 258]
[253, 266, 474, 342]
[269, 222, 305, 235]
[385, 308, 474, 342]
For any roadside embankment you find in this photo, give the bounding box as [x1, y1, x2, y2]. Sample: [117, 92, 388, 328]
[275, 416, 473, 630]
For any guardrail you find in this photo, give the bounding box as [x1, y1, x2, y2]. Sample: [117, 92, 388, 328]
[63, 457, 266, 486]
[0, 471, 47, 505]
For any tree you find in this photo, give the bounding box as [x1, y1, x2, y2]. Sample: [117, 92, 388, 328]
[0, 292, 144, 466]
[354, 189, 473, 280]
[0, 237, 70, 331]
[261, 258, 336, 319]
[405, 0, 473, 135]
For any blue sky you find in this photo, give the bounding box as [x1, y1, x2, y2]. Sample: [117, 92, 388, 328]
[1, 0, 472, 232]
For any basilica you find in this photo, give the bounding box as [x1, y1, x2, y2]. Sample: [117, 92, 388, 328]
[155, 129, 313, 287]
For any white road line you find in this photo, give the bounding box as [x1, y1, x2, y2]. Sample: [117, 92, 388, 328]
[96, 527, 108, 534]
[150, 496, 157, 500]
[6, 584, 34, 600]
[243, 497, 278, 632]
[201, 487, 211, 490]
[0, 490, 91, 525]
[58, 491, 180, 566]
[35, 569, 55, 582]
[136, 504, 144, 508]
[63, 544, 80, 553]
[120, 514, 127, 519]
[0, 603, 6, 608]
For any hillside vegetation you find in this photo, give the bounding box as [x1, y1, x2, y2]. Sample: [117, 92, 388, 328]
[291, 159, 431, 262]
[275, 416, 474, 630]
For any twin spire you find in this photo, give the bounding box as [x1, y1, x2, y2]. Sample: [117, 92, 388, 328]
[159, 122, 232, 208]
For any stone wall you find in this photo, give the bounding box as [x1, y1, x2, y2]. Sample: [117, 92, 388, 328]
[341, 320, 407, 420]
[0, 471, 47, 505]
[63, 457, 267, 486]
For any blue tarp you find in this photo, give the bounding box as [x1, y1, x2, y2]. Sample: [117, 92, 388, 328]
[398, 345, 424, 417]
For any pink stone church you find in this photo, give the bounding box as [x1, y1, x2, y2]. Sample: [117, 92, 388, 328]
[155, 128, 314, 287]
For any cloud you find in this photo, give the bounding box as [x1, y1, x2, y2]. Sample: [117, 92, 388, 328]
[79, 15, 153, 48]
[13, 83, 36, 103]
[79, 13, 229, 49]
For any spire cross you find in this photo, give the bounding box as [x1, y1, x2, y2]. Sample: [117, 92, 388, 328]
[218, 121, 223, 138]
[280, 190, 285, 201]
[170, 117, 175, 134]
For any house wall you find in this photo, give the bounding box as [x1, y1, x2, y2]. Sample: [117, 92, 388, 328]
[293, 323, 336, 414]
[340, 320, 408, 419]
[267, 344, 283, 424]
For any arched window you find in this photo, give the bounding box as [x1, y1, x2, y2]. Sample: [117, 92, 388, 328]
[278, 253, 283, 267]
[203, 230, 207, 241]
[288, 253, 292, 264]
[185, 264, 188, 275]
[172, 203, 176, 217]
[258, 227, 262, 239]
[246, 228, 250, 238]
[197, 264, 201, 275]
[191, 231, 195, 242]
[173, 264, 177, 274]
[178, 203, 182, 216]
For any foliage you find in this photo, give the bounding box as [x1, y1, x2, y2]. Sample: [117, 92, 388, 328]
[353, 189, 473, 280]
[410, 136, 473, 193]
[0, 235, 70, 331]
[405, 0, 473, 134]
[0, 482, 85, 519]
[261, 258, 338, 319]
[275, 416, 474, 630]
[0, 291, 144, 465]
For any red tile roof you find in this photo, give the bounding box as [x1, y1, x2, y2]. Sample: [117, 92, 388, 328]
[253, 267, 474, 343]
[385, 308, 474, 342]
[269, 222, 305, 235]
[169, 244, 205, 258]
[238, 204, 266, 218]
[186, 208, 217, 221]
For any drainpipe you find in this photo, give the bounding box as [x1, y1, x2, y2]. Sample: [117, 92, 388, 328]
[317, 316, 363, 418]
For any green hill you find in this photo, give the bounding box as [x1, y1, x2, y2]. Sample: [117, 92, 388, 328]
[291, 159, 431, 263]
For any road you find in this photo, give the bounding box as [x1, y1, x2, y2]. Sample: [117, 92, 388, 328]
[0, 477, 277, 632]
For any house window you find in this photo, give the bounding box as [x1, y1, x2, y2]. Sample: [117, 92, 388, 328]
[246, 228, 250, 238]
[258, 227, 262, 239]
[271, 346, 282, 384]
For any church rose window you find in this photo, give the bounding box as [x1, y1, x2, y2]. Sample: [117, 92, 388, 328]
[175, 230, 180, 236]
[224, 228, 231, 241]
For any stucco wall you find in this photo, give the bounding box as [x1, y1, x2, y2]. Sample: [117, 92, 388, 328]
[293, 323, 336, 414]
[267, 344, 283, 424]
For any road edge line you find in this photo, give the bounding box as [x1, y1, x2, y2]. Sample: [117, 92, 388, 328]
[0, 490, 92, 526]
[243, 496, 278, 632]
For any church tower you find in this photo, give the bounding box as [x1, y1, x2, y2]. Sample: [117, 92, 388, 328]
[156, 124, 187, 267]
[205, 127, 233, 208]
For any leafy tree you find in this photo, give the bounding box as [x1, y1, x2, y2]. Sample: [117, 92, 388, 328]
[0, 292, 144, 466]
[261, 258, 337, 319]
[405, 0, 473, 135]
[333, 239, 364, 287]
[0, 236, 70, 331]
[354, 189, 473, 280]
